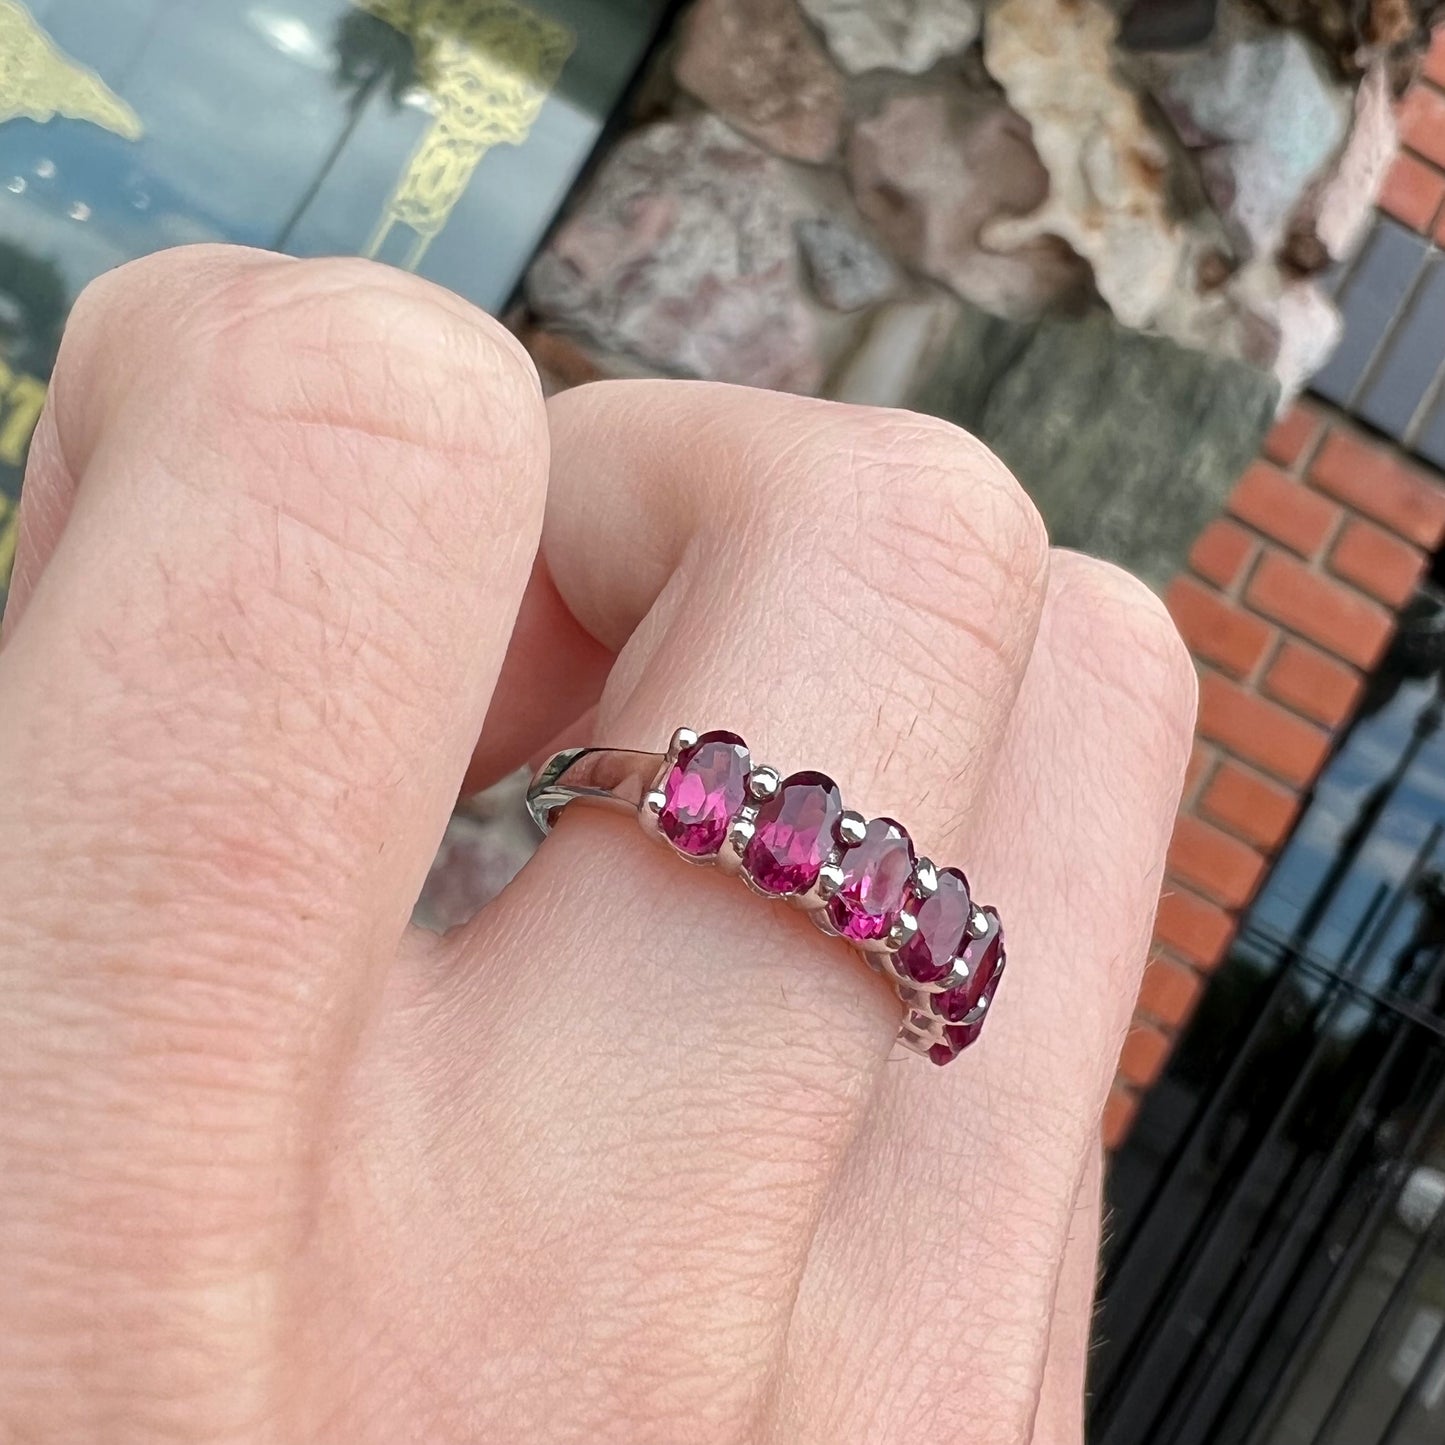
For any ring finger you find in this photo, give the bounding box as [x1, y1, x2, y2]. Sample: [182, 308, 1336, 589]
[412, 379, 1050, 1436]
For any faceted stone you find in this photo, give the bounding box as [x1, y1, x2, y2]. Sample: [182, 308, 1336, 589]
[795, 217, 896, 312]
[744, 770, 843, 895]
[799, 0, 980, 76]
[848, 87, 1088, 321]
[526, 115, 821, 392]
[934, 906, 1004, 1021]
[929, 1020, 981, 1064]
[659, 731, 750, 857]
[897, 866, 972, 983]
[674, 0, 845, 163]
[827, 818, 915, 942]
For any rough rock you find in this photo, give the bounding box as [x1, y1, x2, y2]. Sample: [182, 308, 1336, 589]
[981, 0, 1185, 330]
[795, 216, 896, 310]
[1140, 5, 1352, 259]
[1255, 0, 1443, 76]
[674, 0, 845, 162]
[797, 0, 980, 75]
[912, 303, 1279, 588]
[1153, 253, 1342, 402]
[1287, 61, 1396, 269]
[830, 295, 959, 405]
[848, 88, 1089, 318]
[526, 115, 821, 392]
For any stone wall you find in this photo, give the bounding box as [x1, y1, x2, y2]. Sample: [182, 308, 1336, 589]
[514, 0, 1423, 582]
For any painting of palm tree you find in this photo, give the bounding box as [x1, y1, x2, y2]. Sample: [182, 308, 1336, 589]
[273, 5, 419, 251]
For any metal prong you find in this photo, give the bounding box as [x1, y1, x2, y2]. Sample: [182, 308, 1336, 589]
[896, 1029, 933, 1057]
[885, 911, 920, 954]
[718, 812, 756, 877]
[809, 904, 842, 938]
[968, 907, 991, 939]
[639, 788, 667, 841]
[838, 810, 867, 847]
[747, 765, 781, 801]
[668, 726, 698, 758]
[937, 955, 972, 994]
[815, 859, 845, 901]
[912, 857, 939, 899]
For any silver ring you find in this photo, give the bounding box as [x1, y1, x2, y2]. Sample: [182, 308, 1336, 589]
[527, 727, 1006, 1066]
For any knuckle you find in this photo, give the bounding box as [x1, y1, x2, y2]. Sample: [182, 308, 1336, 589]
[777, 402, 1050, 687]
[1051, 551, 1199, 768]
[67, 247, 547, 536]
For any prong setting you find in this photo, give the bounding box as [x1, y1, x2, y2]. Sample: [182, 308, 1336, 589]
[746, 765, 781, 801]
[530, 727, 1005, 1066]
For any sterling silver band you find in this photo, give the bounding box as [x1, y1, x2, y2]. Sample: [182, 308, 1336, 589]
[526, 729, 1006, 1066]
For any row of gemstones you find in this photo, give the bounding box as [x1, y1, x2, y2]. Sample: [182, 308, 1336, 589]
[652, 730, 1004, 1065]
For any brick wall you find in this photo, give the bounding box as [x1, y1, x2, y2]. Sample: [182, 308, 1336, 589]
[1105, 404, 1445, 1147]
[1104, 34, 1445, 1150]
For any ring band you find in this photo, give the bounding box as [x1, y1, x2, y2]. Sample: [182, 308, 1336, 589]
[526, 728, 1006, 1066]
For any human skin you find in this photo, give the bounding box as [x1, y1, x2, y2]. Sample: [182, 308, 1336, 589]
[0, 246, 1195, 1443]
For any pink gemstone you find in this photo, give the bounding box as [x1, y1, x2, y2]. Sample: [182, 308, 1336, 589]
[745, 770, 842, 895]
[658, 731, 749, 857]
[934, 906, 1005, 1023]
[897, 867, 971, 983]
[929, 1023, 981, 1065]
[826, 817, 915, 942]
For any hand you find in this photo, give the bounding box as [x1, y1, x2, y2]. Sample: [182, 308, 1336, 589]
[0, 247, 1194, 1443]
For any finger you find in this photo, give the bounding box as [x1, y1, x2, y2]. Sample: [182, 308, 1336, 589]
[415, 380, 1049, 1433]
[1031, 1146, 1103, 1445]
[0, 244, 546, 1190]
[461, 554, 612, 795]
[776, 553, 1194, 1442]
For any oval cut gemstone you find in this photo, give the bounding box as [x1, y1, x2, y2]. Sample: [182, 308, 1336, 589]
[745, 770, 842, 895]
[826, 817, 915, 941]
[933, 906, 1005, 1023]
[897, 866, 971, 983]
[658, 730, 750, 857]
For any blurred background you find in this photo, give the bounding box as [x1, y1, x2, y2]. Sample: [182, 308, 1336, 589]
[4, 1, 1445, 1441]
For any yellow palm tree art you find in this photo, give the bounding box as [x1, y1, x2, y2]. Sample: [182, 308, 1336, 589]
[353, 0, 573, 269]
[0, 0, 141, 140]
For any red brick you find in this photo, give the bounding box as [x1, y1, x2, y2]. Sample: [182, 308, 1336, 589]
[1378, 150, 1445, 232]
[1190, 518, 1257, 590]
[1263, 402, 1325, 470]
[1103, 1084, 1139, 1151]
[1167, 813, 1268, 909]
[1228, 461, 1341, 557]
[1155, 886, 1235, 971]
[1426, 26, 1445, 88]
[1247, 550, 1394, 669]
[1330, 519, 1427, 608]
[1119, 1022, 1173, 1090]
[1310, 430, 1445, 549]
[1400, 84, 1445, 170]
[1263, 641, 1363, 728]
[1200, 761, 1300, 850]
[1166, 576, 1275, 678]
[1138, 956, 1205, 1028]
[1197, 671, 1332, 787]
